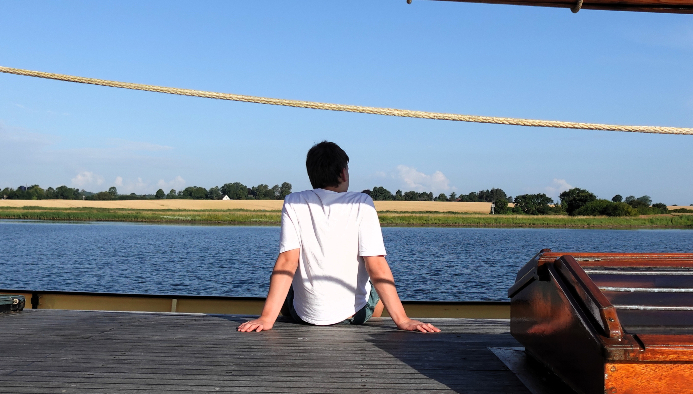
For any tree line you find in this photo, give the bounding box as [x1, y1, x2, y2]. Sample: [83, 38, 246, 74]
[1, 182, 293, 201]
[498, 188, 671, 217]
[362, 187, 510, 203]
[362, 185, 678, 217]
[2, 183, 682, 217]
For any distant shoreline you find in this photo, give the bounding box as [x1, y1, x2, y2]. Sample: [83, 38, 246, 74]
[0, 199, 497, 213]
[0, 203, 692, 229]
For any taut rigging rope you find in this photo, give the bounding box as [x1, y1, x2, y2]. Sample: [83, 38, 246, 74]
[1, 65, 691, 135]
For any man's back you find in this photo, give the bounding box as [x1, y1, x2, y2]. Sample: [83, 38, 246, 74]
[237, 141, 439, 334]
[280, 189, 386, 325]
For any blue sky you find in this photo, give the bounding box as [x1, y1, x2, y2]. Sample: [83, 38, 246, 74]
[1, 1, 692, 204]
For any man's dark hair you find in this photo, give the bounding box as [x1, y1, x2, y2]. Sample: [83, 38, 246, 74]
[306, 141, 349, 189]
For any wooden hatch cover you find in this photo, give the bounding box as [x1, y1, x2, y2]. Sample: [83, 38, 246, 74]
[509, 249, 693, 394]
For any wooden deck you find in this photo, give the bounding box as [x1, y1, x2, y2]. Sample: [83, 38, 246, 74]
[0, 310, 530, 393]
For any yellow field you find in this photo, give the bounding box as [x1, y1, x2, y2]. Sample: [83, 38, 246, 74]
[0, 199, 494, 213]
[374, 201, 492, 213]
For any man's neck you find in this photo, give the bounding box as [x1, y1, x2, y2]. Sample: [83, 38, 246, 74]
[321, 186, 346, 193]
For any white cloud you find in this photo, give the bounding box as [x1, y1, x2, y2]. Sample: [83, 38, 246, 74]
[545, 178, 572, 199]
[0, 120, 185, 190]
[71, 171, 105, 189]
[395, 165, 452, 194]
[111, 176, 186, 195]
[0, 123, 58, 146]
[156, 176, 186, 191]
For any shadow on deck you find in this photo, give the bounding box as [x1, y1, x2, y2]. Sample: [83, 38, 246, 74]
[1, 310, 530, 393]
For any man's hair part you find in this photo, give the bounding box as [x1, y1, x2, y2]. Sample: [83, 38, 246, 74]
[306, 141, 349, 189]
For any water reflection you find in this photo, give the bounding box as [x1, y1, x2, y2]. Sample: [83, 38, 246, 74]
[1, 220, 692, 301]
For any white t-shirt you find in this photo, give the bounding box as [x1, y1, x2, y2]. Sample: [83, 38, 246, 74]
[279, 188, 387, 325]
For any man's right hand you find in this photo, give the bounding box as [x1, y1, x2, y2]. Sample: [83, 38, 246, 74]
[237, 317, 275, 332]
[364, 256, 441, 334]
[238, 249, 299, 333]
[396, 318, 441, 333]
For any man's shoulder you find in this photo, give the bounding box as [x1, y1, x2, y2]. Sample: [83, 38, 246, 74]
[345, 191, 374, 204]
[331, 191, 374, 206]
[283, 189, 374, 207]
[283, 190, 314, 204]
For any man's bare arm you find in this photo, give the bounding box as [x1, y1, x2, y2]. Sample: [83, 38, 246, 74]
[237, 249, 299, 332]
[364, 255, 440, 333]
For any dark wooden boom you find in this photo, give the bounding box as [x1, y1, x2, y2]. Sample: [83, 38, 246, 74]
[432, 0, 693, 13]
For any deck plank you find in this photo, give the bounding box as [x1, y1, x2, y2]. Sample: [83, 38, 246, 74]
[0, 310, 528, 393]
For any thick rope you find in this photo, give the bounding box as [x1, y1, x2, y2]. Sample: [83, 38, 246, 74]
[571, 0, 584, 13]
[1, 65, 691, 135]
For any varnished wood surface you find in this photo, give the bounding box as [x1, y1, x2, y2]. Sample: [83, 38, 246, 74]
[0, 290, 510, 318]
[605, 363, 693, 393]
[0, 310, 528, 393]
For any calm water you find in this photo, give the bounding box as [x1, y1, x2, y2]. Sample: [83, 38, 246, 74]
[1, 220, 692, 301]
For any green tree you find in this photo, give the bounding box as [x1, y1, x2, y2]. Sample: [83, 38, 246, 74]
[371, 186, 394, 201]
[636, 195, 652, 207]
[448, 192, 457, 202]
[612, 194, 623, 203]
[436, 193, 448, 202]
[155, 189, 165, 199]
[477, 188, 507, 203]
[251, 184, 274, 200]
[26, 185, 45, 200]
[271, 185, 281, 199]
[181, 187, 194, 199]
[394, 190, 403, 201]
[494, 199, 509, 214]
[108, 187, 118, 198]
[279, 182, 292, 199]
[207, 186, 222, 200]
[606, 202, 638, 216]
[192, 187, 207, 199]
[626, 195, 653, 213]
[181, 186, 208, 199]
[514, 193, 553, 215]
[460, 192, 479, 202]
[559, 188, 597, 216]
[221, 182, 248, 200]
[167, 189, 177, 199]
[574, 200, 637, 217]
[652, 203, 668, 214]
[403, 191, 418, 201]
[55, 185, 76, 200]
[92, 191, 113, 200]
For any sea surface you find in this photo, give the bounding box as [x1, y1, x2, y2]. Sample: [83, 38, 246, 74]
[1, 220, 692, 301]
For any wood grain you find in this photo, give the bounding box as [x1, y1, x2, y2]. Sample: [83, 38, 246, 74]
[605, 363, 693, 393]
[0, 310, 526, 393]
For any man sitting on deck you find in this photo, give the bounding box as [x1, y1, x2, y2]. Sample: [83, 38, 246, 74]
[238, 141, 440, 333]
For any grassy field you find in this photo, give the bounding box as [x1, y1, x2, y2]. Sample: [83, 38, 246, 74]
[0, 199, 494, 213]
[1, 201, 692, 228]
